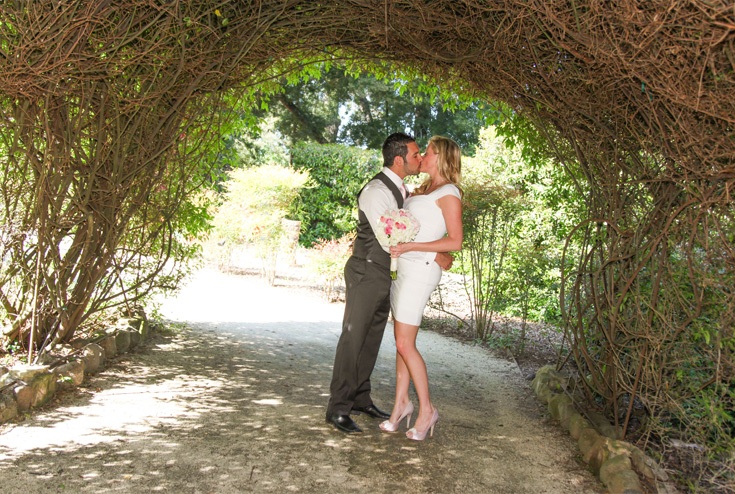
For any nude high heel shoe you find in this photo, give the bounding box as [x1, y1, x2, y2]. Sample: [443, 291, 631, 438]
[406, 408, 439, 441]
[379, 401, 414, 432]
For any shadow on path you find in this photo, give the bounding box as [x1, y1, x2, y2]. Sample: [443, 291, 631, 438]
[0, 269, 602, 493]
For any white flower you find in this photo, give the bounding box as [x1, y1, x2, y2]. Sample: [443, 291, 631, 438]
[375, 209, 420, 246]
[375, 209, 420, 279]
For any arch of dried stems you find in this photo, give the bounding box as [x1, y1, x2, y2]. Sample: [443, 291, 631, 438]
[1, 0, 734, 483]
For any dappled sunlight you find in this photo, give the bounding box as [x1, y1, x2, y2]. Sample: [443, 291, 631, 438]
[0, 373, 225, 460]
[252, 398, 283, 405]
[11, 306, 435, 491]
[0, 318, 357, 491]
[0, 269, 603, 493]
[322, 438, 357, 450]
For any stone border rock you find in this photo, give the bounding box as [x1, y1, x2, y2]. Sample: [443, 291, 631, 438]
[532, 365, 681, 494]
[0, 314, 154, 424]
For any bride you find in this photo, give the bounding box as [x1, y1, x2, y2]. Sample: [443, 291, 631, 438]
[381, 135, 463, 441]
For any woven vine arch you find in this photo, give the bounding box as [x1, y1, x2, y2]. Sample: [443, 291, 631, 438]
[2, 0, 734, 470]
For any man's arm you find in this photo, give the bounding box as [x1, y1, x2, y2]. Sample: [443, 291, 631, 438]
[434, 252, 453, 271]
[358, 182, 394, 253]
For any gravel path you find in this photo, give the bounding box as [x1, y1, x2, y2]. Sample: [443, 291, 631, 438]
[0, 268, 603, 493]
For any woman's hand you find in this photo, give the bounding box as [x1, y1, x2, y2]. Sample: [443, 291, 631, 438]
[390, 242, 412, 258]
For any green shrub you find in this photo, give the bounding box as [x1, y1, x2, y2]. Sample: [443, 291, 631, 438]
[458, 180, 528, 340]
[308, 234, 353, 301]
[290, 142, 381, 245]
[211, 165, 308, 283]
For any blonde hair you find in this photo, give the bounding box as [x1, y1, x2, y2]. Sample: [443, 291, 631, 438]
[414, 136, 463, 196]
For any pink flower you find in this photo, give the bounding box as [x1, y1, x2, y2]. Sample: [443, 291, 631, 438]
[375, 208, 419, 247]
[375, 208, 420, 280]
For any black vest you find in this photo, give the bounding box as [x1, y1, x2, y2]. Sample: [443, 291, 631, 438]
[352, 172, 404, 268]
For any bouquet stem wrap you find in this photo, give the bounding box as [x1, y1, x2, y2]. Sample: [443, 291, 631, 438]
[390, 257, 398, 280]
[375, 209, 420, 281]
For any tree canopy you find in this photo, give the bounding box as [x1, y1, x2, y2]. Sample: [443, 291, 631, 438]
[257, 65, 497, 154]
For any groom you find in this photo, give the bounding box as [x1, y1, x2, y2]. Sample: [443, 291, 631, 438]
[326, 132, 452, 434]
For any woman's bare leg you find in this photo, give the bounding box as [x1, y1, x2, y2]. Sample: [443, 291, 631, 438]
[388, 347, 412, 422]
[393, 319, 434, 431]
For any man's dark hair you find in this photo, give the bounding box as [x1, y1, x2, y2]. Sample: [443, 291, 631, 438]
[382, 132, 416, 168]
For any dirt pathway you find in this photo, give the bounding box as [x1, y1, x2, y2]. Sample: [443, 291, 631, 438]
[0, 268, 603, 493]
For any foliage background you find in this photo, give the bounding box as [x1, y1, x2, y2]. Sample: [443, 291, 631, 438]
[290, 142, 381, 246]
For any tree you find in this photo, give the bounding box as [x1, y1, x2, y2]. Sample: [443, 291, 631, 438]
[290, 142, 382, 245]
[210, 165, 308, 284]
[0, 1, 310, 354]
[459, 182, 527, 340]
[462, 124, 582, 328]
[259, 65, 498, 154]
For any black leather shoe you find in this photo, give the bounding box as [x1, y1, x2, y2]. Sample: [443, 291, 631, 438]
[326, 414, 363, 434]
[352, 404, 390, 420]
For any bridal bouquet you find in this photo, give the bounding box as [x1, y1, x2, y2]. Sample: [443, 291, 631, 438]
[375, 209, 420, 279]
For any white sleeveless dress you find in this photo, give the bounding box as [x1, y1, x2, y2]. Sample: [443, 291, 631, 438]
[390, 184, 461, 325]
